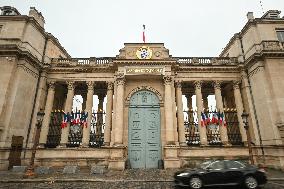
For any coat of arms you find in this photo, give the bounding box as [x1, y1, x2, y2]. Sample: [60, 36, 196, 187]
[136, 46, 153, 59]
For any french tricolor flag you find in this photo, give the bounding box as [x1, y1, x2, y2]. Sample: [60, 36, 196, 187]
[143, 25, 146, 43]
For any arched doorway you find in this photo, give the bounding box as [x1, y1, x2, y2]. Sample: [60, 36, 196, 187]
[128, 90, 161, 168]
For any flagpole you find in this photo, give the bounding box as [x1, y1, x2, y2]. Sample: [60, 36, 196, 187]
[142, 25, 146, 43]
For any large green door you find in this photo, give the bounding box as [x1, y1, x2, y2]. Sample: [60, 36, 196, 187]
[128, 90, 161, 168]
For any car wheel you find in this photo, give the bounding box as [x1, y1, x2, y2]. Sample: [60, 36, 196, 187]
[244, 176, 258, 189]
[189, 176, 202, 189]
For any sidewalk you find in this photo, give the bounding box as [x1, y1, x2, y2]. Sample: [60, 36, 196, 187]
[0, 167, 283, 182]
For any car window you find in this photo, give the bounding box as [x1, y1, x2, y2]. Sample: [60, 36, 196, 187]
[208, 161, 225, 170]
[199, 161, 213, 169]
[226, 161, 245, 169]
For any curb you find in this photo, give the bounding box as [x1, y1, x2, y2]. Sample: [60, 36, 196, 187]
[0, 179, 174, 183]
[1, 178, 284, 183]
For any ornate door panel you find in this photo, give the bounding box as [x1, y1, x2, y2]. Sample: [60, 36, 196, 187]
[145, 108, 160, 168]
[128, 90, 161, 169]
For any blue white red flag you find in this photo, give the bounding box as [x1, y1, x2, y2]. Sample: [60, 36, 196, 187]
[143, 25, 146, 43]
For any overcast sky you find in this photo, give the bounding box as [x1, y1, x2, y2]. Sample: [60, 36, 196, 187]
[2, 0, 284, 58]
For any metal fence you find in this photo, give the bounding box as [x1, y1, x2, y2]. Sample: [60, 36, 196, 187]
[225, 109, 242, 145]
[184, 109, 242, 146]
[45, 111, 105, 148]
[184, 110, 200, 145]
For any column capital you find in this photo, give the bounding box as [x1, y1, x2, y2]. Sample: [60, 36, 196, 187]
[116, 78, 125, 86]
[107, 81, 114, 90]
[66, 81, 75, 90]
[163, 76, 172, 85]
[233, 80, 241, 90]
[241, 69, 248, 80]
[194, 80, 202, 89]
[174, 80, 182, 88]
[86, 81, 95, 90]
[213, 80, 222, 90]
[47, 81, 56, 90]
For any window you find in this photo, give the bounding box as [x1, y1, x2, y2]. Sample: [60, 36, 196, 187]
[208, 161, 225, 170]
[276, 30, 284, 42]
[226, 160, 245, 169]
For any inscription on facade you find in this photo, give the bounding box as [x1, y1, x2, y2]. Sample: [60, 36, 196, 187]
[125, 67, 164, 75]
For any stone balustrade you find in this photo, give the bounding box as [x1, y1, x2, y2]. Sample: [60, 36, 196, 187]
[176, 57, 238, 65]
[261, 40, 284, 51]
[51, 57, 114, 66]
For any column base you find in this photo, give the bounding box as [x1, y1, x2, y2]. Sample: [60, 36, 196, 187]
[79, 144, 90, 148]
[57, 144, 67, 148]
[38, 144, 46, 149]
[108, 159, 125, 170]
[164, 158, 181, 169]
[103, 142, 110, 146]
[112, 143, 125, 147]
[166, 141, 176, 145]
[179, 142, 187, 147]
[222, 141, 232, 147]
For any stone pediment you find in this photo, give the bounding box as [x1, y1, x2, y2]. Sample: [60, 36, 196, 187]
[117, 43, 170, 60]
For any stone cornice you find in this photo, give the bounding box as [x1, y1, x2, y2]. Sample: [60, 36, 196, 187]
[177, 65, 240, 73]
[0, 43, 43, 70]
[0, 15, 70, 58]
[220, 18, 284, 57]
[244, 41, 284, 69]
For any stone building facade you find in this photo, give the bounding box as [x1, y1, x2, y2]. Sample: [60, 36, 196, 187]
[0, 7, 283, 170]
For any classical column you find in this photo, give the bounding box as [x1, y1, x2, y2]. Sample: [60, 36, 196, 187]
[113, 75, 125, 145]
[233, 81, 247, 143]
[175, 81, 186, 146]
[39, 81, 56, 146]
[104, 82, 114, 146]
[185, 94, 192, 110]
[59, 81, 75, 146]
[195, 81, 208, 145]
[81, 81, 94, 147]
[214, 81, 229, 145]
[96, 93, 105, 135]
[164, 76, 175, 145]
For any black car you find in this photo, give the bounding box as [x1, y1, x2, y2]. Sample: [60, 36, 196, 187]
[174, 160, 267, 189]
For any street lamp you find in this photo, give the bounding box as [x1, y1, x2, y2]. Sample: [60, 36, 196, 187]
[24, 109, 45, 178]
[241, 112, 255, 165]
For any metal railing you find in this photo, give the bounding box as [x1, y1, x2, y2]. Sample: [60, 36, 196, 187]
[45, 111, 105, 148]
[45, 111, 63, 148]
[184, 110, 200, 145]
[224, 109, 242, 145]
[183, 109, 242, 146]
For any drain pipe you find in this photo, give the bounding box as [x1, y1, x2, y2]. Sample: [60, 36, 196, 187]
[24, 35, 48, 158]
[239, 36, 265, 164]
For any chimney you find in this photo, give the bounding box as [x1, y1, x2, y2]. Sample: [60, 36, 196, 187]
[262, 10, 281, 19]
[29, 7, 45, 28]
[247, 12, 254, 21]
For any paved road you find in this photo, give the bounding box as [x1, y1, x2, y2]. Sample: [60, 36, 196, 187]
[0, 181, 284, 189]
